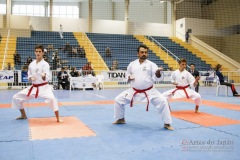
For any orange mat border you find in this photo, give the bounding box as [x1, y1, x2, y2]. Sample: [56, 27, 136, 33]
[171, 110, 240, 127]
[1, 99, 239, 112]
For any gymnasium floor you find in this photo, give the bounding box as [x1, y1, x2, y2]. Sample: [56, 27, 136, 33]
[0, 86, 239, 160]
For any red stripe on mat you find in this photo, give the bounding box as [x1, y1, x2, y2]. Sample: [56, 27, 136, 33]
[171, 110, 240, 127]
[29, 116, 96, 140]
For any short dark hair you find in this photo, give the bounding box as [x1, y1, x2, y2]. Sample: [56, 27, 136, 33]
[35, 44, 44, 52]
[178, 58, 187, 64]
[137, 44, 148, 52]
[190, 63, 195, 66]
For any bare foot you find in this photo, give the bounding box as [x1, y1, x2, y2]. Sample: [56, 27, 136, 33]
[16, 116, 27, 120]
[57, 119, 63, 123]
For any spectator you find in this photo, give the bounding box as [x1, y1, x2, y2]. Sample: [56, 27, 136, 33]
[112, 59, 118, 70]
[188, 63, 200, 93]
[21, 63, 29, 72]
[0, 34, 2, 43]
[63, 42, 72, 55]
[105, 47, 112, 57]
[27, 57, 32, 64]
[80, 46, 86, 58]
[47, 44, 54, 53]
[70, 67, 80, 77]
[215, 64, 239, 97]
[4, 62, 15, 70]
[59, 24, 63, 39]
[72, 46, 78, 58]
[82, 62, 94, 76]
[185, 31, 190, 43]
[13, 51, 21, 65]
[57, 67, 69, 90]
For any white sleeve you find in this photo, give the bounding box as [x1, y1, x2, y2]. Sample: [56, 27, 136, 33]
[126, 62, 133, 78]
[170, 71, 176, 83]
[188, 72, 196, 88]
[27, 63, 33, 79]
[152, 63, 163, 81]
[42, 62, 50, 81]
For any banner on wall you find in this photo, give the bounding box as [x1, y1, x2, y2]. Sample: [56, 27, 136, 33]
[21, 71, 28, 83]
[101, 71, 173, 82]
[101, 71, 128, 82]
[0, 70, 14, 83]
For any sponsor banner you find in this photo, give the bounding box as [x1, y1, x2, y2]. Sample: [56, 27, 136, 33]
[0, 70, 14, 83]
[162, 71, 172, 81]
[21, 71, 29, 83]
[101, 71, 127, 82]
[70, 76, 97, 89]
[101, 71, 173, 82]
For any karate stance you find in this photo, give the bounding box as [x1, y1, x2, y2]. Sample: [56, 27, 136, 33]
[113, 44, 173, 130]
[162, 58, 201, 113]
[12, 44, 62, 122]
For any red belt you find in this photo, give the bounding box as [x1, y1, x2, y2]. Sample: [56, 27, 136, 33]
[172, 85, 190, 99]
[130, 86, 153, 111]
[27, 82, 48, 98]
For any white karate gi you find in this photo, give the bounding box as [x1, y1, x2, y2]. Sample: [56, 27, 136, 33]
[114, 59, 172, 124]
[12, 59, 58, 111]
[162, 69, 201, 106]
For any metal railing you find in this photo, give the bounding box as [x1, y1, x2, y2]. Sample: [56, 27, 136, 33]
[2, 29, 10, 70]
[0, 70, 239, 90]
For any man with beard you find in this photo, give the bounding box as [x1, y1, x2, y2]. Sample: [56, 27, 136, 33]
[112, 44, 173, 130]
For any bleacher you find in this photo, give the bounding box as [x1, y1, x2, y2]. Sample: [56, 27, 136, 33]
[15, 31, 87, 70]
[151, 36, 211, 71]
[86, 33, 169, 70]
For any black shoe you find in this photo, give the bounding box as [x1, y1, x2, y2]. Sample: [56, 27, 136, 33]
[112, 118, 126, 124]
[233, 94, 240, 97]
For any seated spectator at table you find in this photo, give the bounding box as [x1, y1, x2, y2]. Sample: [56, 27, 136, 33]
[82, 62, 94, 76]
[70, 67, 80, 77]
[3, 63, 15, 89]
[57, 67, 70, 90]
[215, 64, 239, 96]
[105, 47, 111, 57]
[4, 62, 15, 70]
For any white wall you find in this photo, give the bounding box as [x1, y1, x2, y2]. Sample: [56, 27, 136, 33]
[129, 22, 173, 37]
[0, 15, 3, 28]
[30, 17, 50, 31]
[52, 17, 88, 32]
[175, 18, 237, 41]
[113, 2, 125, 21]
[93, 1, 113, 20]
[92, 19, 126, 34]
[129, 1, 165, 23]
[79, 1, 89, 19]
[10, 15, 29, 29]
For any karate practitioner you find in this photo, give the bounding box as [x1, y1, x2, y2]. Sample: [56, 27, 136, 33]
[113, 44, 173, 130]
[162, 58, 201, 113]
[12, 44, 62, 122]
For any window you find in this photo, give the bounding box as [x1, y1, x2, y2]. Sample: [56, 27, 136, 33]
[12, 4, 45, 17]
[0, 4, 6, 14]
[52, 5, 79, 18]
